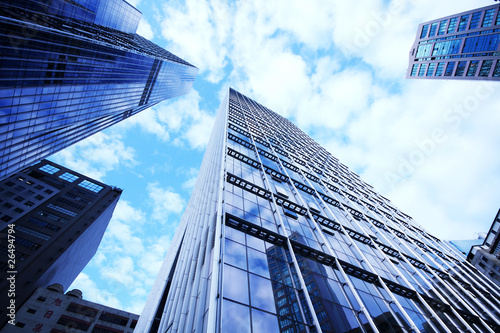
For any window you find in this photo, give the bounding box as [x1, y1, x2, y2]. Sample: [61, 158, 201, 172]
[14, 196, 24, 202]
[447, 17, 458, 33]
[24, 201, 35, 207]
[1, 215, 12, 222]
[455, 61, 466, 76]
[78, 180, 104, 193]
[428, 22, 438, 37]
[444, 62, 456, 76]
[39, 164, 60, 174]
[482, 9, 495, 27]
[457, 15, 470, 32]
[57, 316, 91, 331]
[37, 296, 47, 302]
[418, 63, 427, 76]
[47, 204, 77, 217]
[27, 308, 36, 314]
[479, 60, 493, 76]
[59, 172, 79, 182]
[14, 208, 24, 214]
[66, 302, 98, 318]
[44, 189, 53, 194]
[493, 60, 500, 77]
[34, 185, 43, 190]
[99, 312, 129, 326]
[410, 64, 419, 76]
[35, 195, 45, 201]
[466, 61, 479, 77]
[468, 12, 481, 30]
[3, 202, 13, 209]
[17, 226, 51, 241]
[420, 24, 429, 38]
[4, 181, 14, 187]
[437, 20, 447, 35]
[426, 63, 436, 76]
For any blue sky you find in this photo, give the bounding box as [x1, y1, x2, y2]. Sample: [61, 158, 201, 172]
[49, 0, 500, 315]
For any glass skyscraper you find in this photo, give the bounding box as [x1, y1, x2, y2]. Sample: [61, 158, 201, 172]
[137, 89, 500, 332]
[0, 0, 197, 180]
[407, 3, 500, 81]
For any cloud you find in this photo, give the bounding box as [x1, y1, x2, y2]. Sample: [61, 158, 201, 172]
[181, 168, 198, 192]
[137, 17, 154, 40]
[147, 182, 186, 222]
[51, 132, 137, 181]
[69, 273, 122, 309]
[159, 0, 231, 82]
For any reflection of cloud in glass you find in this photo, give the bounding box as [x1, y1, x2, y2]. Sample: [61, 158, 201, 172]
[247, 247, 270, 278]
[224, 239, 247, 270]
[249, 273, 276, 314]
[223, 265, 249, 304]
[222, 299, 250, 333]
[251, 308, 279, 332]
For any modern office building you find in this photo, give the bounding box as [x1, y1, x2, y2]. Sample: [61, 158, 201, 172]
[136, 88, 500, 332]
[0, 0, 198, 180]
[0, 159, 121, 328]
[468, 209, 500, 287]
[407, 3, 500, 80]
[1, 283, 138, 333]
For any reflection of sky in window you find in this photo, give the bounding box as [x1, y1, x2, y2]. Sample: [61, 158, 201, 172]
[249, 274, 276, 313]
[247, 247, 270, 278]
[224, 239, 247, 270]
[222, 299, 250, 333]
[223, 265, 249, 304]
[251, 308, 279, 332]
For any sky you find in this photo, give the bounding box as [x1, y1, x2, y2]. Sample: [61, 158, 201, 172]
[48, 0, 500, 316]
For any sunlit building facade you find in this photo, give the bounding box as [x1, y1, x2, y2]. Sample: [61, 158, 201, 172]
[0, 0, 197, 180]
[0, 160, 121, 328]
[407, 3, 500, 80]
[137, 89, 500, 332]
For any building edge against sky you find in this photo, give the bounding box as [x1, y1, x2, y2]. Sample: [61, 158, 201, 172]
[137, 88, 500, 333]
[407, 3, 500, 80]
[0, 0, 197, 181]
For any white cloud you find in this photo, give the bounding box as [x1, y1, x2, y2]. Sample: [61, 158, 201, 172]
[159, 0, 231, 82]
[137, 17, 154, 40]
[51, 132, 137, 181]
[147, 182, 186, 222]
[182, 168, 198, 192]
[69, 273, 122, 309]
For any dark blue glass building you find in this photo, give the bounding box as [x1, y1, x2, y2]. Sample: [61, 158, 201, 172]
[137, 89, 500, 333]
[0, 0, 197, 180]
[407, 3, 500, 80]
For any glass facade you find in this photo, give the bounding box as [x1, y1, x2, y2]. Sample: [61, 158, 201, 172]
[0, 0, 198, 180]
[136, 89, 500, 333]
[407, 4, 500, 81]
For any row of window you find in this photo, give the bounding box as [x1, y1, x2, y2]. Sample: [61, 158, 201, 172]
[410, 59, 500, 77]
[420, 8, 499, 39]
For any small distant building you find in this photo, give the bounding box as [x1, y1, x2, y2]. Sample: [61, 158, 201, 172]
[468, 209, 500, 287]
[448, 233, 486, 256]
[1, 283, 138, 332]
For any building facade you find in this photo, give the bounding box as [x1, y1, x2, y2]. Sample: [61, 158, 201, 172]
[0, 0, 198, 180]
[468, 209, 500, 287]
[136, 88, 500, 332]
[1, 283, 138, 333]
[0, 160, 121, 328]
[407, 4, 500, 80]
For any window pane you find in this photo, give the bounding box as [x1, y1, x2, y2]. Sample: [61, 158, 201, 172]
[222, 299, 250, 333]
[223, 265, 249, 304]
[251, 308, 279, 333]
[247, 247, 270, 278]
[249, 274, 276, 313]
[224, 238, 247, 270]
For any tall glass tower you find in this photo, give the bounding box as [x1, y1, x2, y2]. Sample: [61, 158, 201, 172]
[407, 3, 500, 81]
[137, 89, 500, 333]
[0, 0, 198, 180]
